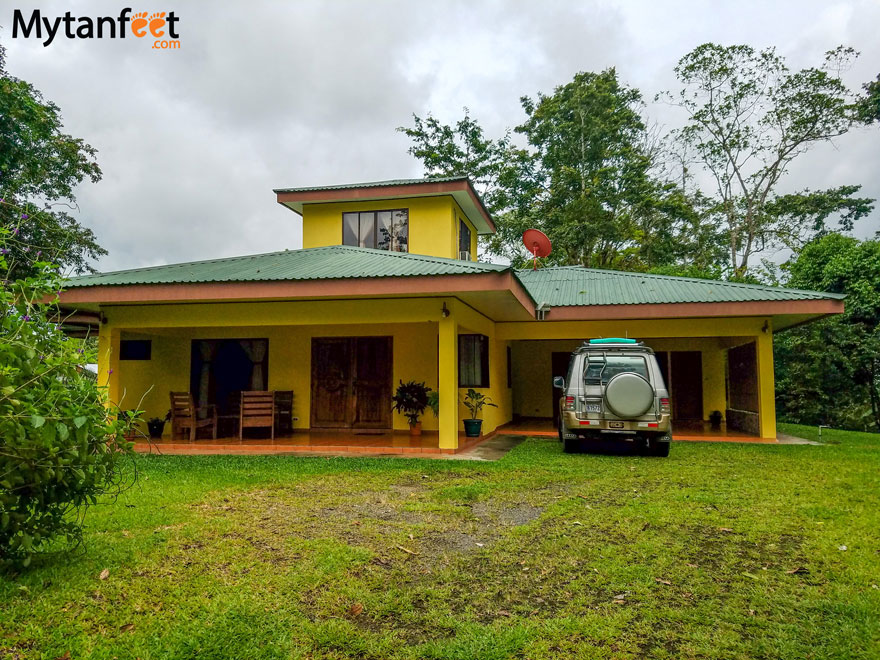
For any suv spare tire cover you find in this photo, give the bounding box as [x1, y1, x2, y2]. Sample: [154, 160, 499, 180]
[604, 372, 654, 418]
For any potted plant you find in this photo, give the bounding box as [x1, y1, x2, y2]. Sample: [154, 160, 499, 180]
[392, 380, 431, 436]
[146, 411, 170, 439]
[462, 388, 497, 438]
[709, 410, 723, 430]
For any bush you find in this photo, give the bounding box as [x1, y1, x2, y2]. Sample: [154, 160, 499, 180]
[0, 229, 135, 568]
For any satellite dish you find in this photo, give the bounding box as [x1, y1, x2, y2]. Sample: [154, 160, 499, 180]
[522, 229, 551, 270]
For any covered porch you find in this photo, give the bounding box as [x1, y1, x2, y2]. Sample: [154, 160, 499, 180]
[98, 297, 514, 452]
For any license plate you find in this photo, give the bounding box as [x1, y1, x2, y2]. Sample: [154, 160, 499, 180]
[608, 421, 624, 429]
[585, 404, 601, 413]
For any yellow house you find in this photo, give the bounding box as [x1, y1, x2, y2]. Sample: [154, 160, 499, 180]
[57, 177, 844, 452]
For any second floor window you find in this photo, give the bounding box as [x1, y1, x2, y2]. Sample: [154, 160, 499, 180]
[343, 209, 408, 252]
[459, 219, 471, 259]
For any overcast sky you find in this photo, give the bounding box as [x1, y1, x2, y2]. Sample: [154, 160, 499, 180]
[3, 0, 879, 272]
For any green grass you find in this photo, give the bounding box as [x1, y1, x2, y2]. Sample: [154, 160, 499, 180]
[2, 423, 879, 659]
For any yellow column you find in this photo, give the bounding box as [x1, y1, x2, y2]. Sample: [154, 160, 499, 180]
[755, 327, 777, 439]
[97, 324, 121, 407]
[701, 344, 727, 421]
[438, 305, 459, 451]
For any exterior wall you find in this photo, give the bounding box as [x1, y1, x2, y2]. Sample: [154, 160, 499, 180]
[301, 196, 477, 261]
[113, 322, 439, 436]
[511, 339, 581, 418]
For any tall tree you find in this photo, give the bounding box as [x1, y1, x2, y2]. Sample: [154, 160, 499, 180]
[660, 44, 873, 278]
[401, 70, 703, 270]
[0, 43, 105, 279]
[775, 234, 880, 431]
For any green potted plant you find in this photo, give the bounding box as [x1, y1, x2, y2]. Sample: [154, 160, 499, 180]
[392, 380, 431, 436]
[462, 388, 497, 438]
[146, 411, 170, 439]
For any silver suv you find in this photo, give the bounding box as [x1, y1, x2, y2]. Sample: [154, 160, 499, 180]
[553, 339, 671, 456]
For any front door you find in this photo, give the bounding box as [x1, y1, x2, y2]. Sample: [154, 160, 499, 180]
[310, 337, 392, 430]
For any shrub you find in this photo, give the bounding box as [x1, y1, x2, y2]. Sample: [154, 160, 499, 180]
[0, 229, 135, 568]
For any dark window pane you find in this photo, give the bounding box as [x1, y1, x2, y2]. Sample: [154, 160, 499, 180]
[359, 212, 375, 248]
[459, 219, 471, 258]
[343, 213, 358, 246]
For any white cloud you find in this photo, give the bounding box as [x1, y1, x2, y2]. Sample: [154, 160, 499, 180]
[2, 0, 878, 271]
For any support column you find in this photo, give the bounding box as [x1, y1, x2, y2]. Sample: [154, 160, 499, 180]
[438, 306, 459, 451]
[701, 344, 727, 421]
[97, 324, 121, 408]
[756, 326, 777, 439]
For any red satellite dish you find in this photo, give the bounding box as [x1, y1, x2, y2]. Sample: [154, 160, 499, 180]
[522, 229, 551, 270]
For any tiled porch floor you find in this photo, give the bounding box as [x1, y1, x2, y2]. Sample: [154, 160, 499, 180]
[133, 429, 489, 456]
[497, 418, 774, 443]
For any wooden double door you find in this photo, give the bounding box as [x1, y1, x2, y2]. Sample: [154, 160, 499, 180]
[310, 337, 393, 430]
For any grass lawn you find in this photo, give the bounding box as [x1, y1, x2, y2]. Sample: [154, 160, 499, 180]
[2, 423, 879, 659]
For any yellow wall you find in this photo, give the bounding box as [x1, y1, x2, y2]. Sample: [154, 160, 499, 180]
[301, 196, 477, 261]
[115, 322, 440, 436]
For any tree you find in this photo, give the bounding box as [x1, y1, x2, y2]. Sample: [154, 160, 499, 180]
[398, 109, 513, 215]
[0, 225, 135, 568]
[774, 234, 880, 431]
[0, 43, 105, 280]
[401, 70, 704, 270]
[660, 44, 874, 278]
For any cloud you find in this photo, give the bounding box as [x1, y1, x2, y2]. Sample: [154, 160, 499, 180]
[2, 0, 878, 271]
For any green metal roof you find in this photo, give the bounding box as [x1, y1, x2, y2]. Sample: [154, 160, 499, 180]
[66, 245, 509, 287]
[67, 247, 843, 308]
[272, 176, 470, 194]
[515, 266, 845, 307]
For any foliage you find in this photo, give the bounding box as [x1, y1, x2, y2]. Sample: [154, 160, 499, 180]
[859, 73, 880, 123]
[397, 109, 513, 215]
[0, 228, 134, 569]
[775, 233, 880, 431]
[0, 44, 105, 280]
[400, 70, 709, 271]
[660, 44, 873, 277]
[461, 388, 497, 420]
[391, 380, 431, 426]
[426, 390, 439, 418]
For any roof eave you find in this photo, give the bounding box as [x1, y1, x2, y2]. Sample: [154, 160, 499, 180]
[274, 178, 497, 235]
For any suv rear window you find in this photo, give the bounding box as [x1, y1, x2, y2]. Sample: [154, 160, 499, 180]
[584, 355, 649, 384]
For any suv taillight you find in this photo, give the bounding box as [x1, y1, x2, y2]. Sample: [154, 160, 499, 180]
[660, 397, 670, 414]
[563, 396, 575, 411]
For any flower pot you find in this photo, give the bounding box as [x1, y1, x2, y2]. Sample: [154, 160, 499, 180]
[463, 418, 483, 438]
[409, 421, 422, 437]
[147, 419, 166, 439]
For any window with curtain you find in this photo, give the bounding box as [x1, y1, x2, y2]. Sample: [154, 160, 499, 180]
[342, 209, 408, 252]
[459, 334, 490, 388]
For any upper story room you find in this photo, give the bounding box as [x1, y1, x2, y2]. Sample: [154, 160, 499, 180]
[274, 177, 495, 262]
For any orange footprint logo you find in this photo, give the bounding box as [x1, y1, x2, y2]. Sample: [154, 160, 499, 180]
[148, 12, 167, 37]
[130, 11, 149, 37]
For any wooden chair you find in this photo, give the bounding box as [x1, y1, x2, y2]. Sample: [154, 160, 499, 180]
[169, 392, 217, 441]
[274, 390, 294, 435]
[240, 391, 275, 440]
